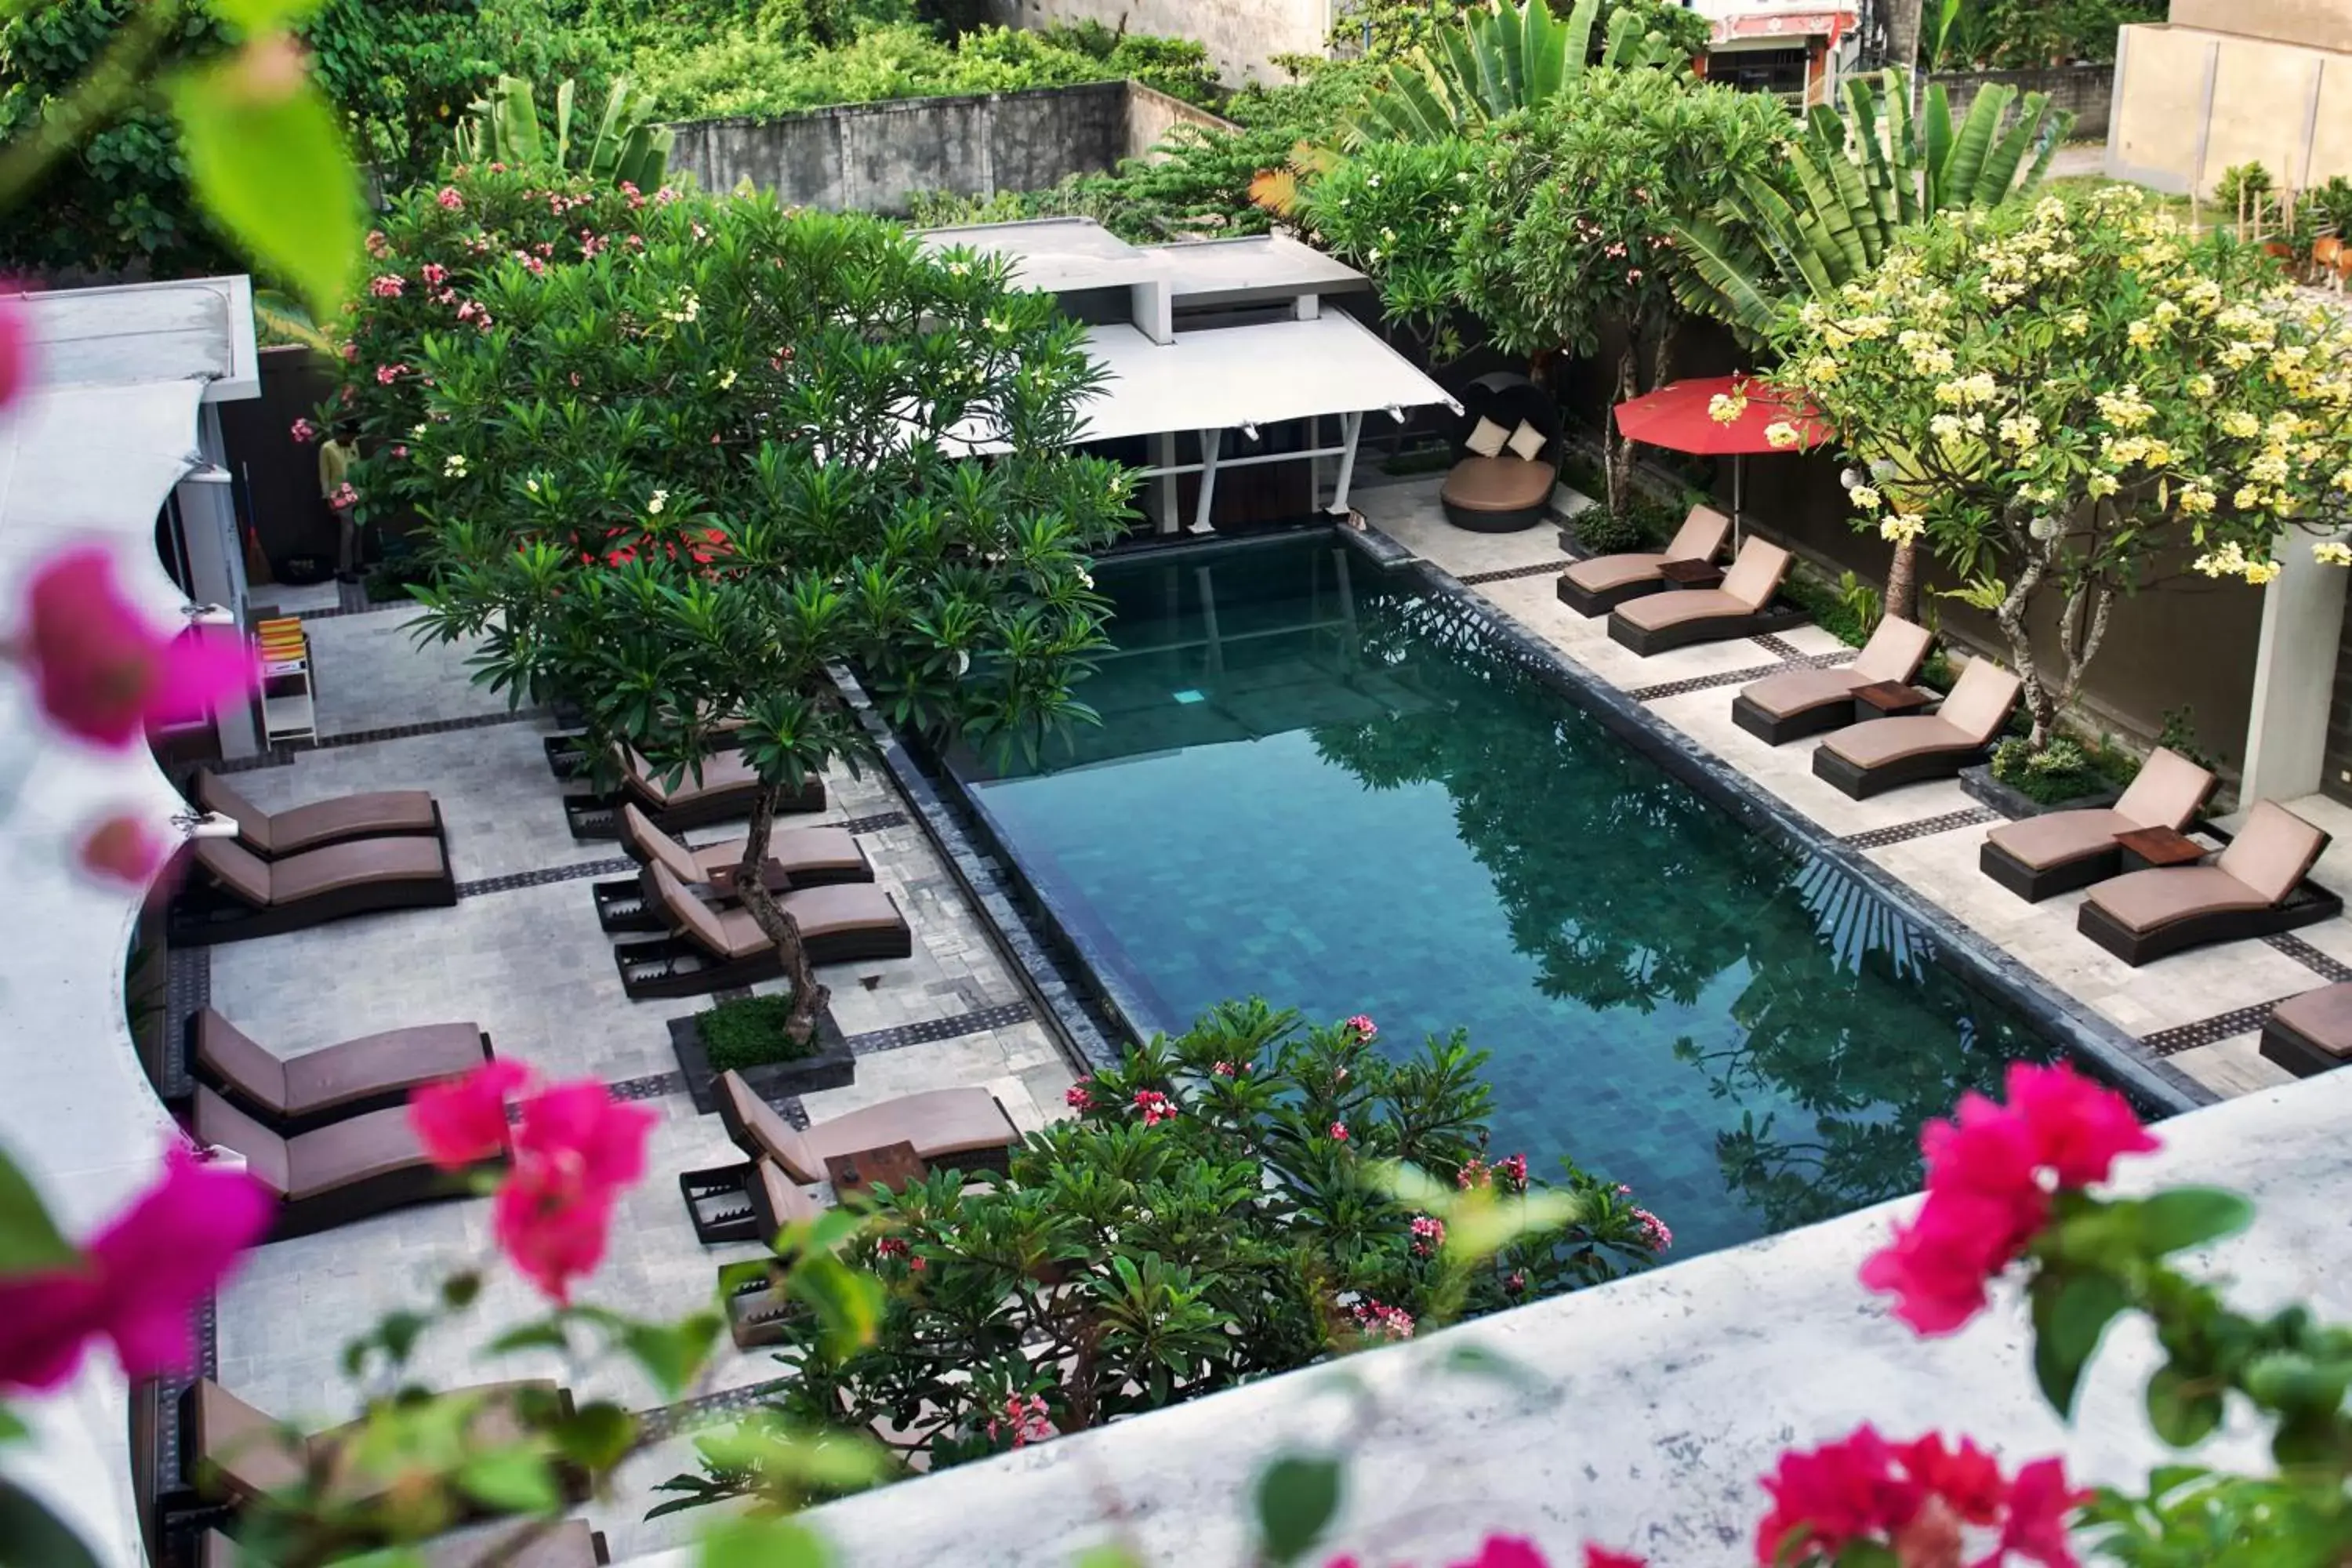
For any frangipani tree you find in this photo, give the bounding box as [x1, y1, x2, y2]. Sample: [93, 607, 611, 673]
[396, 184, 1129, 1043]
[1772, 186, 2352, 750]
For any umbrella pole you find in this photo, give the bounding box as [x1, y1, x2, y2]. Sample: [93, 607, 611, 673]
[1733, 454, 1744, 552]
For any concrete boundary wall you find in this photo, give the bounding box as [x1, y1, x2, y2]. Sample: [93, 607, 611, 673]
[1932, 63, 2113, 141]
[664, 80, 1236, 216]
[2107, 22, 2352, 196]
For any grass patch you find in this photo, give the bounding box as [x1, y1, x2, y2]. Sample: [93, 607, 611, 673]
[696, 993, 823, 1073]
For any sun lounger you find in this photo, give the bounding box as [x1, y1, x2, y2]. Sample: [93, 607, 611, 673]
[170, 836, 458, 946]
[192, 1088, 498, 1241]
[2259, 982, 2352, 1077]
[611, 862, 912, 1000]
[2078, 800, 2340, 966]
[680, 1154, 824, 1245]
[597, 804, 873, 932]
[194, 769, 442, 860]
[716, 1069, 1017, 1185]
[1730, 615, 1934, 745]
[1556, 504, 1731, 616]
[189, 1007, 493, 1137]
[1810, 658, 2022, 800]
[1606, 538, 1793, 656]
[186, 1379, 574, 1512]
[204, 1520, 608, 1568]
[564, 748, 826, 839]
[1979, 747, 2220, 902]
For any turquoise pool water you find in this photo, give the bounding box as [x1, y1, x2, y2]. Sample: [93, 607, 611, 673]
[953, 537, 2061, 1256]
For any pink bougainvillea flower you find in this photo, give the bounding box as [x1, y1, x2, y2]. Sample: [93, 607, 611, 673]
[2000, 1063, 2158, 1189]
[1449, 1539, 1550, 1568]
[1997, 1457, 2087, 1567]
[0, 1145, 271, 1391]
[1896, 1433, 2009, 1527]
[488, 1079, 653, 1301]
[76, 814, 168, 888]
[1581, 1550, 1642, 1568]
[16, 546, 260, 747]
[514, 1080, 654, 1195]
[0, 289, 31, 417]
[1755, 1426, 1925, 1565]
[408, 1058, 530, 1170]
[1858, 1185, 2044, 1335]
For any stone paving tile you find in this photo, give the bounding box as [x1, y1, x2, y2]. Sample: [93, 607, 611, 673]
[2168, 1032, 2298, 1095]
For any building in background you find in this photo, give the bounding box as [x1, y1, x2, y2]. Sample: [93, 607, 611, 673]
[1688, 0, 1859, 107]
[2108, 0, 2352, 196]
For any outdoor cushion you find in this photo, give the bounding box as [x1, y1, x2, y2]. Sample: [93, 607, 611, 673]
[2084, 864, 2274, 935]
[193, 1089, 441, 1203]
[1933, 659, 2024, 744]
[268, 837, 448, 904]
[2111, 747, 2218, 832]
[1561, 552, 1668, 593]
[2268, 982, 2352, 1062]
[1984, 809, 2138, 872]
[2214, 800, 2331, 904]
[1505, 419, 1546, 461]
[652, 864, 906, 960]
[1740, 665, 1871, 720]
[1849, 615, 1934, 685]
[188, 1380, 307, 1498]
[622, 748, 759, 807]
[1441, 456, 1552, 513]
[1819, 716, 1976, 771]
[197, 770, 436, 857]
[1464, 416, 1509, 457]
[196, 1008, 485, 1122]
[622, 804, 867, 889]
[1613, 586, 1747, 630]
[1661, 504, 1732, 562]
[721, 1071, 1017, 1185]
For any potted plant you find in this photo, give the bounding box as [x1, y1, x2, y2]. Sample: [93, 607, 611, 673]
[670, 991, 854, 1106]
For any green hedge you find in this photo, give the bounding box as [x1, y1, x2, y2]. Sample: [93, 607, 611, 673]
[696, 993, 824, 1073]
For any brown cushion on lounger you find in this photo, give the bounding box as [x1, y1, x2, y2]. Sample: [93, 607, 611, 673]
[622, 748, 757, 808]
[785, 882, 906, 939]
[1615, 539, 1790, 628]
[2270, 982, 2352, 1062]
[1849, 615, 1933, 685]
[268, 837, 448, 905]
[2085, 865, 2273, 935]
[194, 771, 276, 855]
[281, 1025, 487, 1118]
[1738, 666, 1866, 720]
[1984, 809, 2136, 871]
[622, 804, 708, 886]
[720, 1070, 1015, 1185]
[196, 771, 437, 857]
[1719, 539, 1791, 607]
[710, 827, 866, 884]
[656, 865, 902, 957]
[651, 864, 762, 958]
[1441, 455, 1553, 514]
[192, 1091, 292, 1197]
[1933, 659, 2024, 744]
[722, 1071, 822, 1176]
[195, 838, 275, 906]
[1663, 504, 1732, 562]
[189, 1380, 308, 1500]
[1820, 716, 1974, 770]
[750, 1158, 822, 1237]
[194, 1009, 290, 1114]
[2215, 800, 2332, 905]
[1562, 551, 1667, 593]
[2113, 747, 2217, 833]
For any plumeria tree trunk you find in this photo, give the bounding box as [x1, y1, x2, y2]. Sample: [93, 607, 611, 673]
[1994, 550, 2060, 749]
[732, 785, 828, 1047]
[1883, 539, 1921, 625]
[1604, 348, 1638, 522]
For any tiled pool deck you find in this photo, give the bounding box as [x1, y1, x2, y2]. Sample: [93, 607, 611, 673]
[1353, 476, 2349, 1103]
[203, 582, 1079, 1557]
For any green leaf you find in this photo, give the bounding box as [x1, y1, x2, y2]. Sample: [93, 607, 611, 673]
[1073, 1548, 1145, 1568]
[621, 1312, 724, 1402]
[487, 1322, 572, 1356]
[454, 1448, 561, 1514]
[2131, 1188, 2254, 1258]
[442, 1271, 482, 1310]
[789, 1253, 885, 1361]
[0, 1476, 103, 1568]
[0, 1407, 28, 1446]
[700, 1518, 830, 1568]
[205, 0, 330, 31]
[169, 57, 361, 320]
[0, 1149, 74, 1276]
[2144, 1364, 2223, 1447]
[1254, 1454, 1343, 1566]
[2033, 1271, 2129, 1419]
[1436, 1342, 1542, 1391]
[552, 1401, 637, 1472]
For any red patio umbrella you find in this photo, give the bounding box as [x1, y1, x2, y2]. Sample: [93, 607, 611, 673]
[1612, 375, 1831, 548]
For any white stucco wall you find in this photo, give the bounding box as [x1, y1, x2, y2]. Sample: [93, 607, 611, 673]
[989, 0, 1334, 85]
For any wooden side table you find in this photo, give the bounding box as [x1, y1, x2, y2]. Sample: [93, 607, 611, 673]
[825, 1141, 926, 1201]
[1657, 558, 1724, 590]
[2114, 826, 2206, 873]
[1852, 681, 1932, 721]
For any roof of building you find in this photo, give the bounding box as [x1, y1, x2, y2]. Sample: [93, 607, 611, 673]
[9, 274, 260, 401]
[916, 217, 1372, 303]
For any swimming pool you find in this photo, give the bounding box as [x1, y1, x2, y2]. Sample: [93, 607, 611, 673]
[949, 535, 2067, 1256]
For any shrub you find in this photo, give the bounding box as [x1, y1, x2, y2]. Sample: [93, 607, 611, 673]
[1571, 505, 1640, 554]
[1991, 733, 2138, 804]
[2214, 159, 2273, 215]
[696, 993, 821, 1072]
[2156, 703, 2220, 772]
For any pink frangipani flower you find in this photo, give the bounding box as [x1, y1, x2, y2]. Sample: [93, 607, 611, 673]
[14, 546, 260, 747]
[0, 1146, 271, 1391]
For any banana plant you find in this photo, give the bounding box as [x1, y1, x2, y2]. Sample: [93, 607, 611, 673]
[452, 75, 674, 191]
[1670, 67, 2073, 346]
[1343, 0, 1693, 144]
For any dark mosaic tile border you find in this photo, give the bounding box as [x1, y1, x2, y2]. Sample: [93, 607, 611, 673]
[207, 706, 550, 772]
[837, 809, 910, 834]
[1366, 530, 2212, 1116]
[1841, 808, 2002, 851]
[1457, 559, 1570, 586]
[635, 1376, 793, 1442]
[455, 857, 633, 900]
[162, 944, 211, 1102]
[1623, 662, 1787, 703]
[608, 1069, 688, 1101]
[2267, 932, 2352, 982]
[2143, 1001, 2278, 1057]
[1752, 633, 1813, 662]
[850, 1000, 1032, 1056]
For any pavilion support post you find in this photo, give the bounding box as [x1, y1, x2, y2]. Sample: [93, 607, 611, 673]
[1327, 410, 1364, 516]
[1191, 427, 1222, 534]
[1151, 430, 1179, 534]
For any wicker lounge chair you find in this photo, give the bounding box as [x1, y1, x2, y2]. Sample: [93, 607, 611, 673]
[1978, 748, 2220, 902]
[1556, 505, 1731, 617]
[566, 748, 826, 839]
[611, 862, 912, 1000]
[170, 836, 458, 946]
[597, 803, 873, 932]
[681, 1153, 824, 1245]
[716, 1069, 1017, 1184]
[2259, 982, 2352, 1077]
[185, 1378, 573, 1511]
[1731, 615, 1933, 745]
[2078, 800, 2340, 966]
[203, 1520, 608, 1568]
[191, 1007, 492, 1137]
[1810, 658, 2022, 800]
[1606, 538, 1793, 656]
[192, 1088, 498, 1241]
[194, 770, 443, 859]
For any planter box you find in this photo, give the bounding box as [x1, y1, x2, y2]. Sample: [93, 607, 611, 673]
[1960, 764, 2121, 820]
[670, 1003, 853, 1113]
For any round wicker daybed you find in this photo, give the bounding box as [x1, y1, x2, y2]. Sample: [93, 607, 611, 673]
[1439, 371, 1563, 534]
